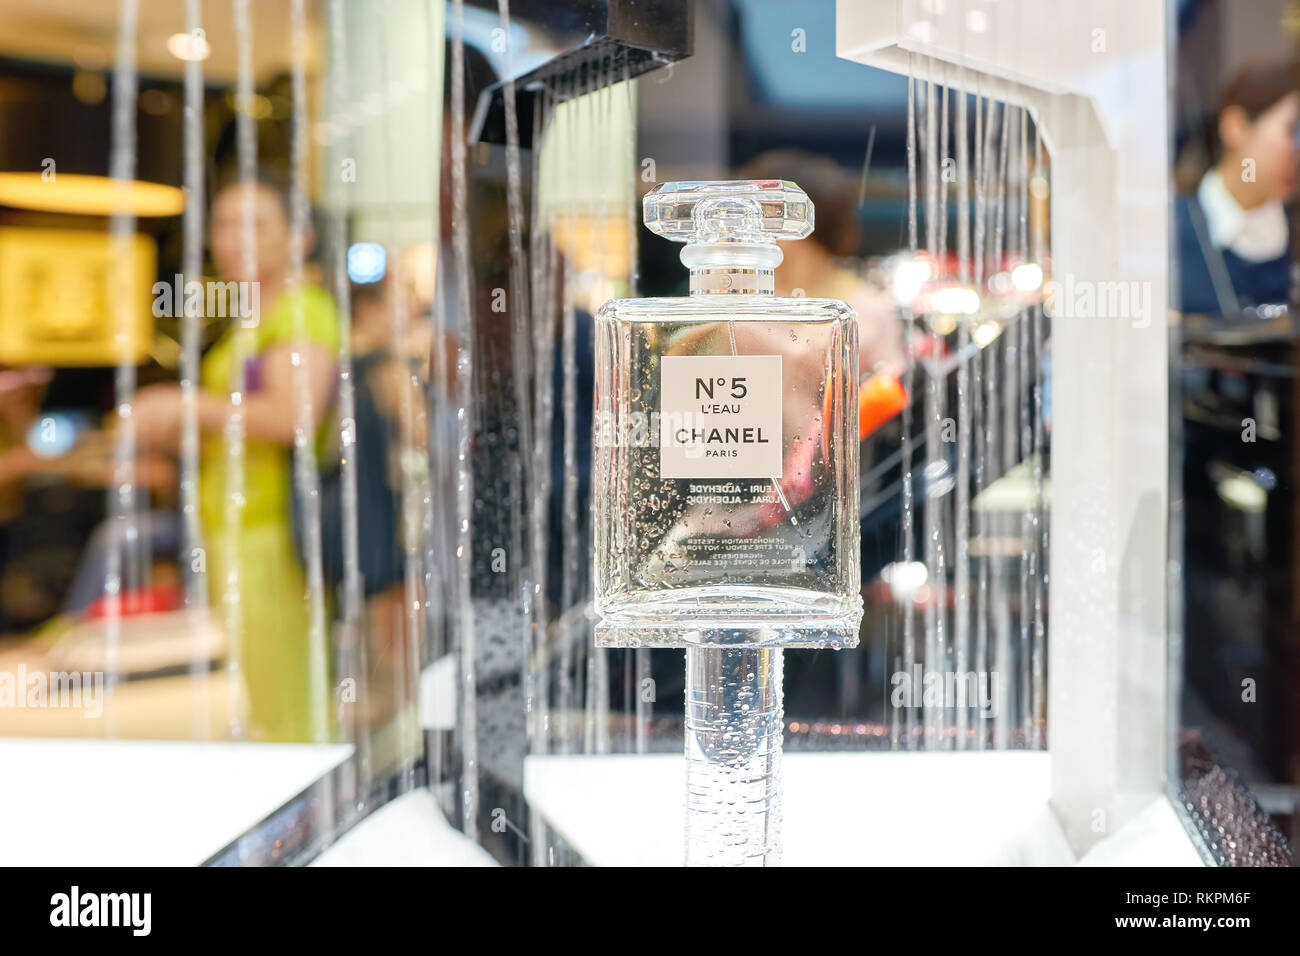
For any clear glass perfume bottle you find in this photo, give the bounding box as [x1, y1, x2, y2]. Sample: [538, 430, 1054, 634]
[594, 180, 863, 649]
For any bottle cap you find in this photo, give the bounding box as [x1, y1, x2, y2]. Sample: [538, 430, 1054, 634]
[643, 180, 814, 244]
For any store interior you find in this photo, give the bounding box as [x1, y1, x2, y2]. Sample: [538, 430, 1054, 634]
[0, 0, 1294, 866]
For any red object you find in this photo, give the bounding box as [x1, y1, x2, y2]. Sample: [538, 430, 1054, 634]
[858, 373, 908, 440]
[820, 365, 909, 453]
[82, 583, 182, 620]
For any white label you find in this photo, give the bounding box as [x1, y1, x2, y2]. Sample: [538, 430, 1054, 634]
[659, 354, 783, 478]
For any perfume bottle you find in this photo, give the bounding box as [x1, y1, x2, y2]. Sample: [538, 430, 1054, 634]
[594, 180, 863, 649]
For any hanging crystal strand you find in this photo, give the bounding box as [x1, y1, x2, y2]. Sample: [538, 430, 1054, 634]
[180, 0, 209, 739]
[104, 0, 140, 738]
[1015, 105, 1033, 745]
[953, 65, 972, 750]
[549, 232, 573, 753]
[285, 0, 331, 749]
[972, 90, 992, 750]
[988, 98, 1011, 749]
[1000, 101, 1022, 736]
[921, 60, 943, 750]
[1001, 109, 1022, 484]
[915, 59, 935, 749]
[591, 68, 612, 757]
[326, 0, 370, 809]
[224, 0, 258, 741]
[613, 54, 650, 754]
[406, 75, 436, 786]
[1029, 120, 1048, 750]
[575, 64, 601, 757]
[528, 80, 555, 757]
[977, 93, 993, 749]
[540, 80, 568, 756]
[937, 64, 952, 747]
[1002, 100, 1020, 734]
[448, 0, 479, 843]
[554, 72, 580, 757]
[600, 54, 633, 754]
[529, 82, 559, 864]
[571, 64, 589, 755]
[288, 5, 336, 855]
[1000, 111, 1019, 481]
[938, 74, 950, 259]
[548, 72, 569, 751]
[493, 0, 538, 751]
[900, 56, 918, 750]
[608, 54, 639, 754]
[622, 56, 651, 755]
[593, 53, 614, 749]
[604, 63, 633, 754]
[423, 11, 449, 811]
[621, 625, 632, 752]
[623, 52, 641, 298]
[368, 0, 415, 789]
[413, 0, 444, 801]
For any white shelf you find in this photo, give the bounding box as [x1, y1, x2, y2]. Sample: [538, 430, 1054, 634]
[525, 751, 1206, 866]
[312, 789, 497, 867]
[0, 737, 351, 866]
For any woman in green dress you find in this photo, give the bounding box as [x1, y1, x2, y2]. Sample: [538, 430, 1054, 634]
[133, 178, 339, 742]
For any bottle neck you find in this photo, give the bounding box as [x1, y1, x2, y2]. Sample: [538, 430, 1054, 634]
[681, 241, 783, 296]
[689, 267, 775, 295]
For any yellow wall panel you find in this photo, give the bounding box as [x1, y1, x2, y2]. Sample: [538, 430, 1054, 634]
[0, 227, 155, 366]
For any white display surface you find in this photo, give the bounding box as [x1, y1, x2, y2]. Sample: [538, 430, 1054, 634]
[525, 751, 1206, 866]
[312, 789, 497, 867]
[0, 737, 351, 866]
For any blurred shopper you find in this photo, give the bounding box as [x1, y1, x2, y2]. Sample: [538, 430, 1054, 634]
[0, 368, 59, 632]
[319, 278, 409, 738]
[131, 175, 339, 741]
[1, 368, 175, 632]
[1177, 59, 1300, 315]
[743, 150, 902, 373]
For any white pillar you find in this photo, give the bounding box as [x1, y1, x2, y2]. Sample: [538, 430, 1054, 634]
[836, 0, 1171, 855]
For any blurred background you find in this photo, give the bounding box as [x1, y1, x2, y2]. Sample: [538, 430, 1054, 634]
[0, 0, 1292, 865]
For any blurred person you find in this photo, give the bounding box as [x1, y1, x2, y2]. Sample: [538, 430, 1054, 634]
[318, 278, 410, 736]
[0, 368, 53, 505]
[1177, 59, 1300, 315]
[0, 367, 57, 632]
[0, 368, 175, 632]
[742, 150, 903, 374]
[131, 174, 339, 741]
